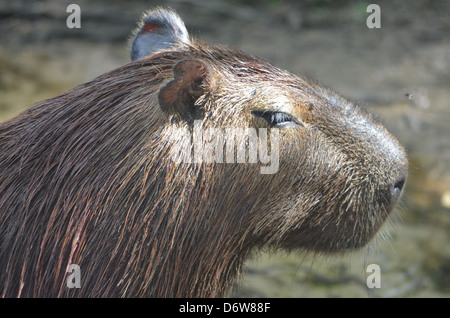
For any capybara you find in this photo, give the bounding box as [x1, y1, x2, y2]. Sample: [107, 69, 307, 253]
[0, 8, 408, 297]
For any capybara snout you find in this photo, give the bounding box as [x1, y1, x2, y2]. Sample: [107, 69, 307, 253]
[268, 83, 409, 251]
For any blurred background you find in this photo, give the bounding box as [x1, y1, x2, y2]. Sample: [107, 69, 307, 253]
[0, 0, 449, 297]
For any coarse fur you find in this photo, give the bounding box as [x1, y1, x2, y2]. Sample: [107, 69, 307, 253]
[0, 9, 407, 297]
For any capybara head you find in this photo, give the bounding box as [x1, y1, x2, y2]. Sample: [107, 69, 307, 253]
[0, 7, 407, 297]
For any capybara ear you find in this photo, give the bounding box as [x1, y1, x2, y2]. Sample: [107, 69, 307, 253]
[158, 59, 211, 120]
[130, 8, 190, 61]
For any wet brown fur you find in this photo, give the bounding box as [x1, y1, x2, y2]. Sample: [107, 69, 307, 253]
[0, 41, 407, 297]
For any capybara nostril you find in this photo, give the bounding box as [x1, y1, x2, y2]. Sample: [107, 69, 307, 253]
[391, 174, 407, 205]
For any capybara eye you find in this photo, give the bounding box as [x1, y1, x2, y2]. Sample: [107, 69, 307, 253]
[251, 110, 302, 128]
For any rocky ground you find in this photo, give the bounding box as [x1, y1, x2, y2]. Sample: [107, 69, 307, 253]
[0, 0, 449, 297]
